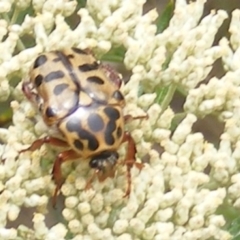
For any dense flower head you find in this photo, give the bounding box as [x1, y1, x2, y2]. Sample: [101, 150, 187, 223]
[0, 0, 239, 239]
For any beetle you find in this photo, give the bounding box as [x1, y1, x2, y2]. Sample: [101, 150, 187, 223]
[20, 47, 146, 205]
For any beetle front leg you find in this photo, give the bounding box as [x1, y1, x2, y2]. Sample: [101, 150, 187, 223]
[22, 81, 34, 101]
[22, 81, 40, 104]
[122, 132, 144, 198]
[19, 136, 68, 154]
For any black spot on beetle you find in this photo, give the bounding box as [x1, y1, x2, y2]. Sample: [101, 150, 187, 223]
[52, 56, 61, 62]
[52, 51, 82, 91]
[78, 62, 99, 72]
[88, 138, 99, 151]
[112, 90, 124, 101]
[104, 107, 120, 120]
[78, 129, 99, 151]
[38, 103, 43, 112]
[53, 83, 69, 95]
[45, 107, 56, 118]
[66, 118, 99, 151]
[67, 54, 74, 59]
[104, 120, 116, 145]
[44, 71, 65, 82]
[74, 139, 83, 150]
[66, 117, 82, 132]
[72, 47, 88, 55]
[88, 113, 104, 132]
[33, 55, 47, 68]
[87, 76, 104, 85]
[116, 126, 122, 138]
[104, 133, 114, 146]
[34, 74, 43, 87]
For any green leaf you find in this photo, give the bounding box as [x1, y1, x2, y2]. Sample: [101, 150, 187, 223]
[156, 0, 175, 33]
[155, 84, 177, 112]
[155, 86, 169, 104]
[100, 46, 126, 63]
[77, 0, 87, 8]
[171, 112, 186, 131]
[228, 216, 240, 239]
[0, 101, 12, 127]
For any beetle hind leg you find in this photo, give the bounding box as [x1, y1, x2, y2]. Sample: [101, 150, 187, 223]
[18, 136, 81, 207]
[121, 132, 144, 198]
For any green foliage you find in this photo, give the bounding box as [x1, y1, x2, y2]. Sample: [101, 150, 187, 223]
[228, 216, 240, 239]
[156, 0, 174, 33]
[155, 86, 169, 104]
[0, 101, 12, 127]
[77, 0, 87, 8]
[101, 46, 126, 63]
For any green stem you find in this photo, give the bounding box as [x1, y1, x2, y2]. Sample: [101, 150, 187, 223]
[160, 84, 177, 113]
[173, 112, 187, 121]
[177, 84, 188, 96]
[1, 13, 10, 22]
[10, 7, 26, 51]
[171, 112, 187, 131]
[101, 54, 124, 63]
[2, 9, 25, 51]
[16, 39, 25, 51]
[10, 7, 19, 24]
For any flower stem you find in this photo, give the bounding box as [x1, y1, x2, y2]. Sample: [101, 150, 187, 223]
[10, 7, 19, 25]
[1, 13, 10, 22]
[160, 84, 177, 113]
[10, 8, 26, 51]
[16, 39, 25, 51]
[1, 12, 25, 51]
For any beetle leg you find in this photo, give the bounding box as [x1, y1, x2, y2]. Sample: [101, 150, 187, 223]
[85, 170, 99, 190]
[124, 114, 148, 123]
[19, 136, 68, 154]
[121, 132, 144, 198]
[52, 149, 81, 207]
[122, 114, 147, 196]
[97, 167, 115, 182]
[22, 81, 33, 100]
[19, 136, 80, 207]
[22, 81, 39, 103]
[85, 168, 116, 192]
[85, 167, 116, 191]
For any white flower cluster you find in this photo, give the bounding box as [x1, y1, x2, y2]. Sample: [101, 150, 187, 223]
[0, 0, 238, 239]
[184, 10, 240, 120]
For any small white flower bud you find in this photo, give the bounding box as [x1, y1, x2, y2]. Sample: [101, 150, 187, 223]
[142, 225, 157, 240]
[113, 219, 129, 234]
[116, 233, 132, 240]
[33, 213, 48, 237]
[65, 196, 79, 209]
[81, 214, 94, 227]
[47, 223, 67, 240]
[78, 202, 91, 215]
[68, 219, 83, 234]
[129, 218, 145, 235]
[62, 208, 76, 221]
[0, 228, 17, 239]
[7, 204, 20, 221]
